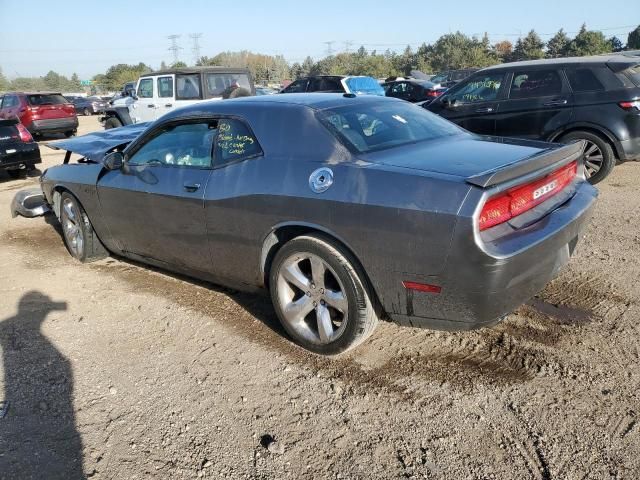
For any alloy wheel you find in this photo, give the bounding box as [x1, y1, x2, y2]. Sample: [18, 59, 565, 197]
[62, 198, 84, 258]
[583, 140, 603, 179]
[276, 253, 349, 345]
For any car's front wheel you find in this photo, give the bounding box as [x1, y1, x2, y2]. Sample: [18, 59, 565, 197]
[60, 192, 108, 263]
[104, 117, 123, 129]
[559, 130, 615, 185]
[269, 234, 378, 355]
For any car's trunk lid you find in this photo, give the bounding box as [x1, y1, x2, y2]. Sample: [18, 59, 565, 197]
[362, 135, 583, 186]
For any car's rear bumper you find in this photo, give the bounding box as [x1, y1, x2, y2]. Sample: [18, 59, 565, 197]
[386, 180, 598, 330]
[29, 117, 78, 134]
[0, 143, 41, 169]
[618, 136, 640, 161]
[10, 188, 50, 218]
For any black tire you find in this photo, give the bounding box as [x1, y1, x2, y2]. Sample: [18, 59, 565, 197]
[83, 107, 91, 116]
[6, 169, 23, 179]
[269, 234, 378, 355]
[64, 130, 76, 138]
[559, 130, 615, 185]
[104, 117, 123, 129]
[59, 192, 108, 263]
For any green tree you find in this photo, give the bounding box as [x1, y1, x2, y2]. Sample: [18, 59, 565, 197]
[509, 30, 545, 61]
[609, 36, 624, 52]
[429, 32, 496, 71]
[546, 29, 570, 58]
[171, 61, 187, 68]
[70, 73, 82, 90]
[565, 24, 611, 56]
[95, 63, 152, 91]
[0, 67, 9, 91]
[160, 61, 168, 70]
[627, 25, 640, 49]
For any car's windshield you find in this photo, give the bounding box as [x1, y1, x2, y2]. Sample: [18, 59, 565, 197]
[318, 101, 463, 153]
[344, 77, 385, 96]
[430, 73, 448, 84]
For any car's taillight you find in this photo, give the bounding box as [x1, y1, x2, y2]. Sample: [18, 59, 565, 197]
[427, 90, 444, 97]
[16, 123, 33, 142]
[478, 161, 578, 231]
[619, 100, 640, 111]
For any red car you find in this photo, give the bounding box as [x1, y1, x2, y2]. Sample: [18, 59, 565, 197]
[0, 92, 78, 138]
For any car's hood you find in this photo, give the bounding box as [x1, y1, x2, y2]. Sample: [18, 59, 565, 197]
[361, 134, 562, 180]
[46, 122, 149, 162]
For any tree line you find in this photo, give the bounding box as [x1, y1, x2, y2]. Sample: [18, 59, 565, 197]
[2, 24, 639, 92]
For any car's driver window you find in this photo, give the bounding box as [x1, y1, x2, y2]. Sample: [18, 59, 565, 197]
[128, 122, 217, 168]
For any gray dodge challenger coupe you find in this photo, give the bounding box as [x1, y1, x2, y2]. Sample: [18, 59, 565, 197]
[12, 94, 597, 355]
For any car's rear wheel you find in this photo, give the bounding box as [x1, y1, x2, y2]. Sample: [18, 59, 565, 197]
[269, 234, 378, 355]
[60, 192, 108, 263]
[83, 107, 91, 116]
[6, 169, 23, 179]
[104, 117, 123, 129]
[559, 131, 615, 185]
[64, 130, 76, 138]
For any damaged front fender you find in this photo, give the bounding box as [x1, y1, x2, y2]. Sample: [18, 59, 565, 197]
[10, 188, 50, 218]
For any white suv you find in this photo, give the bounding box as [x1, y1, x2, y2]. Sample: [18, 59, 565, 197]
[102, 67, 254, 129]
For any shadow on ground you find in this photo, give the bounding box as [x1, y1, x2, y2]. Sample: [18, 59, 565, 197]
[0, 291, 85, 479]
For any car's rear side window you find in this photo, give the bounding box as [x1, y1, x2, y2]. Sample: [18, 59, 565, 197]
[566, 68, 605, 92]
[157, 76, 173, 98]
[176, 74, 202, 100]
[214, 118, 262, 167]
[318, 101, 463, 153]
[509, 70, 563, 99]
[205, 73, 251, 97]
[27, 94, 68, 105]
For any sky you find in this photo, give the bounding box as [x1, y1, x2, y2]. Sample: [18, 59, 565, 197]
[0, 0, 638, 79]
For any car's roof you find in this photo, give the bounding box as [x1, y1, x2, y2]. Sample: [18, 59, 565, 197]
[164, 93, 395, 120]
[140, 66, 251, 77]
[482, 54, 639, 72]
[5, 91, 63, 95]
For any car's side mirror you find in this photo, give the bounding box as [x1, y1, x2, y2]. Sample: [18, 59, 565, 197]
[126, 88, 137, 99]
[104, 151, 124, 171]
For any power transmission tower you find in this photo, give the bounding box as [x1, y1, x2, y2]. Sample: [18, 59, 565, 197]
[343, 40, 353, 53]
[323, 41, 335, 56]
[167, 34, 182, 64]
[190, 33, 203, 65]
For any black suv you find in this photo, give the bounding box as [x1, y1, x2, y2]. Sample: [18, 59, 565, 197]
[426, 54, 640, 184]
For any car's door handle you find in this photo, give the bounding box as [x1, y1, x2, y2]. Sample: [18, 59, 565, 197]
[148, 104, 155, 108]
[165, 103, 172, 108]
[543, 99, 568, 106]
[475, 107, 494, 113]
[183, 182, 201, 192]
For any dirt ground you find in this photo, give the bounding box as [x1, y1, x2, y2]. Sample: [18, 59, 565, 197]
[0, 115, 639, 479]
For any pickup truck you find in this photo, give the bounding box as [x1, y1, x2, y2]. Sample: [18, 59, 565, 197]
[101, 66, 255, 129]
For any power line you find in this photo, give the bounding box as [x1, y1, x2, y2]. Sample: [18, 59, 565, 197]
[343, 40, 354, 53]
[190, 33, 203, 65]
[167, 34, 182, 64]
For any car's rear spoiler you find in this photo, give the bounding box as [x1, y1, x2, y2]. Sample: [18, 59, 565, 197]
[45, 122, 148, 163]
[465, 141, 585, 188]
